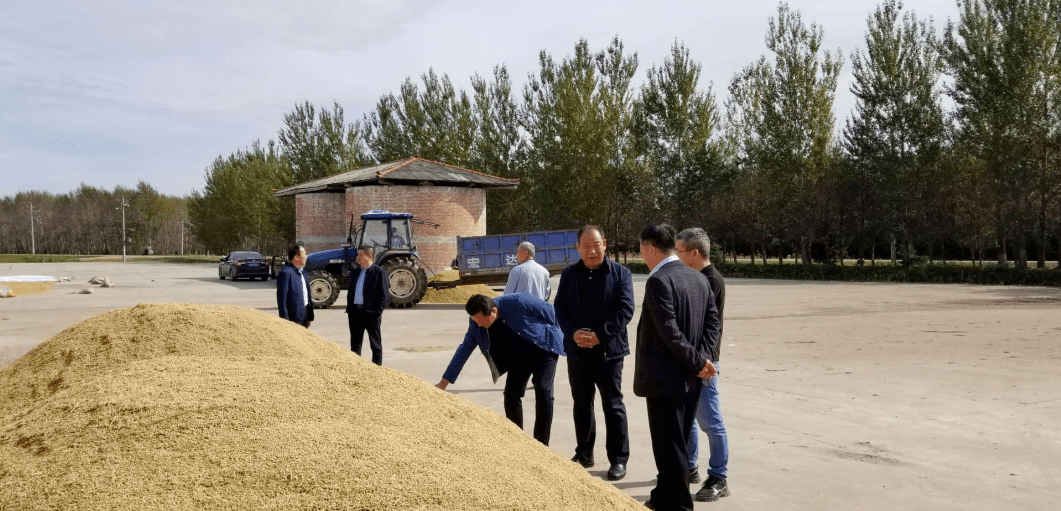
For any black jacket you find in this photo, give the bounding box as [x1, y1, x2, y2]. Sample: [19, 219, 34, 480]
[554, 258, 635, 361]
[345, 263, 390, 315]
[633, 260, 720, 397]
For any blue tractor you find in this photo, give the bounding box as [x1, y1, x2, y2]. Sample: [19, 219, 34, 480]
[285, 210, 436, 309]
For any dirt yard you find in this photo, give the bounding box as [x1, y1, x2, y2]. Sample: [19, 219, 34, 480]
[1, 262, 1058, 509]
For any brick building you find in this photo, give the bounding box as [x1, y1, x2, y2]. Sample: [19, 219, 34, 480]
[273, 157, 518, 273]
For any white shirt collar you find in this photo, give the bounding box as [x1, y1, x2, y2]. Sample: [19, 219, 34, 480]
[648, 254, 680, 277]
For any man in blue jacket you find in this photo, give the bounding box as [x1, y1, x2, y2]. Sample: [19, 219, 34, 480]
[276, 243, 313, 327]
[436, 293, 565, 445]
[554, 225, 635, 481]
[346, 245, 390, 365]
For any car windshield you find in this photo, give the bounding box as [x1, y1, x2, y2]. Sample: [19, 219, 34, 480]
[233, 252, 264, 260]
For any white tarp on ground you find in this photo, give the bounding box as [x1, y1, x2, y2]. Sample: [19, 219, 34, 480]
[0, 275, 59, 282]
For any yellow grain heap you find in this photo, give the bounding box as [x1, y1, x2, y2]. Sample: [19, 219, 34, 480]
[0, 303, 641, 511]
[423, 270, 500, 304]
[0, 282, 54, 296]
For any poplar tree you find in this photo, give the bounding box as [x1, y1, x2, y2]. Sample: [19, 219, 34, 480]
[522, 39, 613, 228]
[363, 70, 478, 167]
[278, 101, 368, 183]
[749, 2, 844, 265]
[472, 65, 527, 233]
[633, 41, 723, 229]
[843, 0, 945, 264]
[944, 0, 1061, 268]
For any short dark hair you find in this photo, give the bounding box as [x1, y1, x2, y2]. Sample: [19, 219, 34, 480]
[639, 223, 676, 251]
[288, 243, 305, 261]
[577, 224, 604, 244]
[465, 294, 497, 317]
[358, 245, 375, 256]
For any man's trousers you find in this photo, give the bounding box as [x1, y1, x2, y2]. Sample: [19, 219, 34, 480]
[568, 355, 630, 465]
[348, 309, 383, 365]
[646, 382, 702, 511]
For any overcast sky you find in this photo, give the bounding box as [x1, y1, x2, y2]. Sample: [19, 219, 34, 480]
[1, 0, 959, 199]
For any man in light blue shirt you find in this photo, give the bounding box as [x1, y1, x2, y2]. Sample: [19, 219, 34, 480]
[504, 242, 551, 301]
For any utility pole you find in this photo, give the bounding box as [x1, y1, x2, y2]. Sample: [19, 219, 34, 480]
[180, 218, 185, 256]
[117, 196, 129, 263]
[28, 202, 36, 255]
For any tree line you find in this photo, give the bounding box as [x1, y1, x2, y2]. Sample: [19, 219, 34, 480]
[5, 1, 1060, 268]
[0, 182, 202, 256]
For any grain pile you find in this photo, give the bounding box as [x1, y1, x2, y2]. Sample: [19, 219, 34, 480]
[423, 270, 500, 304]
[0, 282, 55, 296]
[0, 303, 641, 511]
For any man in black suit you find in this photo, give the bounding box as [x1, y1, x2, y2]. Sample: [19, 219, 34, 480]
[634, 224, 720, 511]
[345, 245, 390, 365]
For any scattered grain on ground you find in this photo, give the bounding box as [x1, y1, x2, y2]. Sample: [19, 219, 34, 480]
[422, 283, 499, 304]
[393, 345, 455, 353]
[0, 303, 641, 511]
[0, 282, 54, 296]
[424, 269, 501, 303]
[428, 270, 459, 283]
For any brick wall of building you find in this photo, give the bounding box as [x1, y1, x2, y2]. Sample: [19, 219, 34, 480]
[294, 185, 486, 274]
[294, 192, 347, 254]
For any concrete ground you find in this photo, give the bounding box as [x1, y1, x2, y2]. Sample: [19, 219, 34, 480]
[1, 261, 1059, 510]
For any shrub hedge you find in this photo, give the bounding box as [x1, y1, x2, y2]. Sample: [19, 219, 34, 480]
[623, 261, 1061, 286]
[0, 254, 82, 263]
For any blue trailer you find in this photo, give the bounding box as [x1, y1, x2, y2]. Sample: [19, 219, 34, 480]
[455, 230, 581, 285]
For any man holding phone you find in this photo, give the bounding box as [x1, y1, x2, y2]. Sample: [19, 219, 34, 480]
[554, 225, 636, 480]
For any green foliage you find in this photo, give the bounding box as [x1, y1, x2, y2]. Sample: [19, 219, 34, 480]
[0, 254, 82, 263]
[471, 65, 525, 234]
[278, 101, 370, 183]
[363, 69, 478, 167]
[633, 41, 725, 229]
[188, 141, 292, 255]
[0, 187, 196, 256]
[725, 3, 846, 266]
[523, 38, 619, 229]
[842, 0, 946, 265]
[943, 0, 1061, 268]
[8, 2, 1061, 270]
[622, 261, 650, 274]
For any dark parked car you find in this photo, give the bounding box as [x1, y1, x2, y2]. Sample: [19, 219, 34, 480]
[219, 251, 270, 281]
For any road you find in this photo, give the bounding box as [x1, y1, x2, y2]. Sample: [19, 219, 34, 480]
[1, 261, 1059, 509]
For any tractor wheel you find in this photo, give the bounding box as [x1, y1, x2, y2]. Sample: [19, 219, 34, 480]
[307, 270, 340, 309]
[219, 268, 225, 280]
[381, 257, 428, 308]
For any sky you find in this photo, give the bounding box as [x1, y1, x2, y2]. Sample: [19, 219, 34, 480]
[0, 0, 960, 199]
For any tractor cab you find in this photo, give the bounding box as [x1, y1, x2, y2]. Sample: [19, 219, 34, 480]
[347, 211, 415, 257]
[332, 210, 435, 308]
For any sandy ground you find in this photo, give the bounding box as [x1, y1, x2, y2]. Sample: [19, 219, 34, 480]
[1, 262, 1059, 510]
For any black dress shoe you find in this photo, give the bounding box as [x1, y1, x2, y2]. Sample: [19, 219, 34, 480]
[643, 499, 655, 509]
[571, 454, 594, 468]
[607, 463, 627, 481]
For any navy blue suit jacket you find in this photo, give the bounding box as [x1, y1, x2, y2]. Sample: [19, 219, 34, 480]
[276, 263, 310, 325]
[554, 257, 635, 361]
[442, 293, 565, 384]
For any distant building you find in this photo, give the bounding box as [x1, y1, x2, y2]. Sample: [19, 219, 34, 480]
[273, 157, 518, 273]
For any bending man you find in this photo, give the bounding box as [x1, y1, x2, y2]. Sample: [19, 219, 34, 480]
[436, 293, 565, 445]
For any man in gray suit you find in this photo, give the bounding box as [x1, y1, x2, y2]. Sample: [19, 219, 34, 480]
[634, 224, 720, 511]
